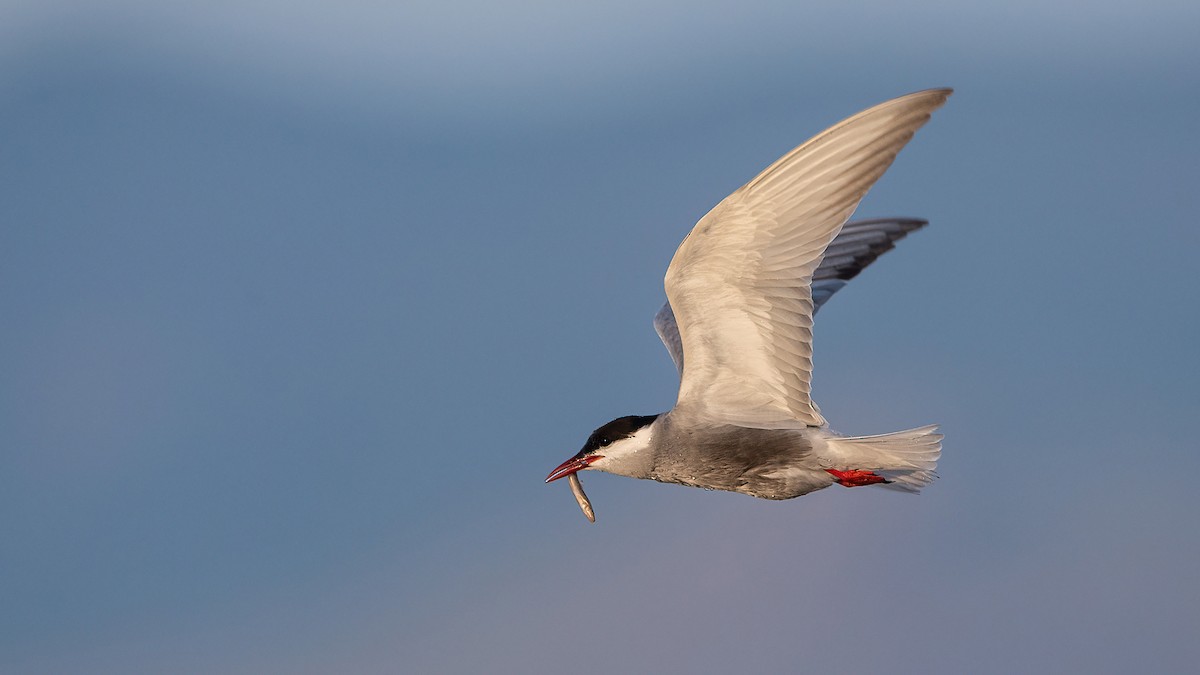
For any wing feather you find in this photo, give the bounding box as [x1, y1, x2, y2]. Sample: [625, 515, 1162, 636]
[663, 89, 950, 428]
[654, 217, 928, 376]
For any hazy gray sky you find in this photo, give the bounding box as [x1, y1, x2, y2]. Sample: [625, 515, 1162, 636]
[2, 1, 1198, 673]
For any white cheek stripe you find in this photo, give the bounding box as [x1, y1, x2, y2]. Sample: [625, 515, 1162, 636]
[591, 425, 656, 476]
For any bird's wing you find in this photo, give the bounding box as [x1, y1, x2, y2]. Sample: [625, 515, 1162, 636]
[810, 217, 927, 309]
[664, 89, 950, 429]
[654, 217, 928, 377]
[653, 301, 685, 375]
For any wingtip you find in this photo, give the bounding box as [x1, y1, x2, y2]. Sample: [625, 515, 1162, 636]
[923, 87, 954, 97]
[900, 87, 953, 107]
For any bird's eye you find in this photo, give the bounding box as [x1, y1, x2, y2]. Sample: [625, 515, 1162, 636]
[599, 437, 611, 446]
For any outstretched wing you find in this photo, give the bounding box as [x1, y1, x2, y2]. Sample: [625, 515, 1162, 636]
[654, 217, 928, 376]
[664, 89, 950, 429]
[810, 217, 927, 308]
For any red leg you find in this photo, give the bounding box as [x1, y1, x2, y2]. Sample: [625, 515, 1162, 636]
[826, 468, 890, 487]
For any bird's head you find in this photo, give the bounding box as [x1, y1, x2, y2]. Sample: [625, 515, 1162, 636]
[546, 414, 659, 482]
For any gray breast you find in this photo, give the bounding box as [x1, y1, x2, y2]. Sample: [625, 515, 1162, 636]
[649, 417, 832, 499]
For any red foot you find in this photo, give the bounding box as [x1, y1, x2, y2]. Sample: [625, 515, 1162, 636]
[826, 468, 890, 487]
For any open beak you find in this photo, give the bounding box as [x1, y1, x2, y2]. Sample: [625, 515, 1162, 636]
[545, 455, 601, 483]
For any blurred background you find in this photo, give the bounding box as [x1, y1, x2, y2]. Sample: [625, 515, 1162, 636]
[2, 1, 1198, 672]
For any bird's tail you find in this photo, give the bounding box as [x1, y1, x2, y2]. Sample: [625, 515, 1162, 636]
[823, 425, 942, 493]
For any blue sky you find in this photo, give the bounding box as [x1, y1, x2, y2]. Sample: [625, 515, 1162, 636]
[2, 2, 1198, 673]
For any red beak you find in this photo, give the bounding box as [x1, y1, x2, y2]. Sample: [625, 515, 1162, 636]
[545, 455, 602, 483]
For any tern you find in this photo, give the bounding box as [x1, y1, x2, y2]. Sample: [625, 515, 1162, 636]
[547, 89, 950, 514]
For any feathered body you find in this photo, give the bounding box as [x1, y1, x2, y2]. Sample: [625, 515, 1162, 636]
[547, 89, 951, 513]
[574, 411, 940, 501]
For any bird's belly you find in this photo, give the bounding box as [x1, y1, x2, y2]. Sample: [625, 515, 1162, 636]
[650, 426, 835, 500]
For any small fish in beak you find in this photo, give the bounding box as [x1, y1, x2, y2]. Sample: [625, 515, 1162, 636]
[567, 473, 595, 523]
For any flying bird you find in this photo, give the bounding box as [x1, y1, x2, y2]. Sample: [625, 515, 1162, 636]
[547, 89, 950, 519]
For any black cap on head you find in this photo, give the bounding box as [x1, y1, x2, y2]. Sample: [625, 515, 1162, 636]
[578, 414, 659, 456]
